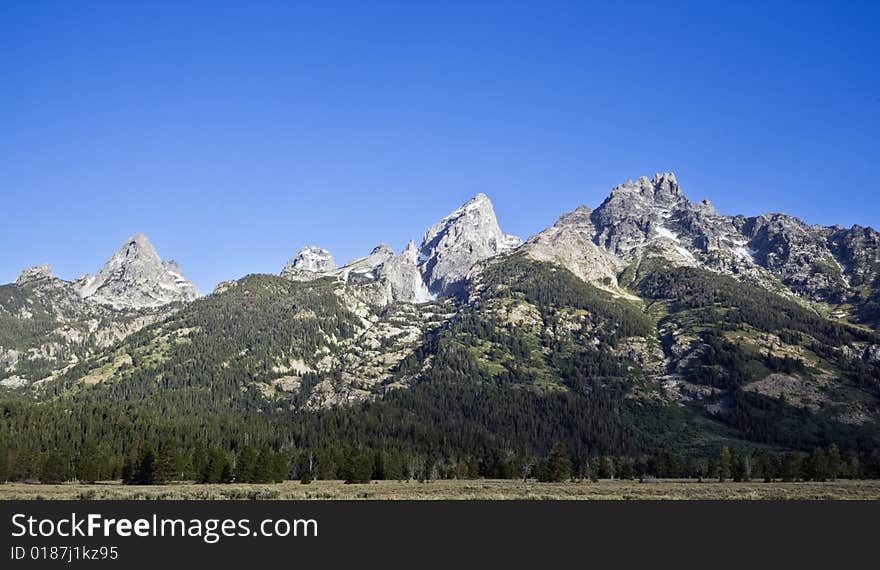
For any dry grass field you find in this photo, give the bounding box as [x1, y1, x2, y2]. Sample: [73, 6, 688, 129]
[2, 479, 880, 500]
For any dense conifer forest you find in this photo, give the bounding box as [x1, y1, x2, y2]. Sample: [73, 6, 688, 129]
[2, 259, 879, 484]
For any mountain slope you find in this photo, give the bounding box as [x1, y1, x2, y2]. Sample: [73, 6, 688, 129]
[0, 233, 199, 387]
[2, 172, 880, 483]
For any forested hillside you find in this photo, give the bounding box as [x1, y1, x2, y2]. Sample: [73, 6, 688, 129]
[2, 256, 879, 484]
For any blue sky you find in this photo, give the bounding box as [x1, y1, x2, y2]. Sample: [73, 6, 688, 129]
[2, 0, 878, 292]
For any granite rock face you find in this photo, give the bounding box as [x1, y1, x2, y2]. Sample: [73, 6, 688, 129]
[590, 173, 743, 264]
[373, 241, 434, 304]
[279, 193, 520, 304]
[281, 245, 337, 281]
[16, 264, 55, 285]
[73, 233, 201, 310]
[279, 241, 433, 306]
[521, 206, 623, 291]
[418, 193, 522, 295]
[513, 171, 879, 319]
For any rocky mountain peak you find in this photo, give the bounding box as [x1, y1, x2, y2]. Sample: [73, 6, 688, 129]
[73, 233, 201, 310]
[522, 205, 623, 292]
[281, 245, 336, 280]
[651, 171, 680, 198]
[368, 244, 395, 259]
[418, 193, 522, 294]
[371, 241, 434, 305]
[16, 264, 54, 285]
[401, 240, 419, 262]
[609, 172, 682, 206]
[554, 205, 593, 230]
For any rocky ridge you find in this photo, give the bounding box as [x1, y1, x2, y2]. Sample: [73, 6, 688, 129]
[73, 233, 201, 309]
[1, 234, 200, 386]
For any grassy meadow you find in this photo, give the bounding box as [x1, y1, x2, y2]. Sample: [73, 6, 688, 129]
[2, 479, 879, 500]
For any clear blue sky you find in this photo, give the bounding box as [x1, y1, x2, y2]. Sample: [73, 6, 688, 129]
[2, 0, 878, 293]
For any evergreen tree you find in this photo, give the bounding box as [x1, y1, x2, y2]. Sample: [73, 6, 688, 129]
[827, 444, 842, 481]
[381, 450, 404, 481]
[154, 441, 180, 484]
[342, 449, 373, 484]
[272, 452, 289, 483]
[782, 452, 802, 482]
[0, 444, 8, 482]
[719, 447, 732, 482]
[706, 457, 718, 480]
[76, 442, 100, 484]
[618, 459, 635, 480]
[40, 451, 68, 484]
[597, 456, 614, 479]
[757, 453, 774, 483]
[201, 448, 231, 484]
[235, 446, 258, 483]
[254, 447, 275, 483]
[540, 443, 572, 482]
[807, 448, 829, 482]
[135, 447, 157, 485]
[847, 453, 861, 479]
[121, 454, 137, 485]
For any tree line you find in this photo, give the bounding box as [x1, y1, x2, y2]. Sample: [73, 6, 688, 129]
[2, 437, 874, 485]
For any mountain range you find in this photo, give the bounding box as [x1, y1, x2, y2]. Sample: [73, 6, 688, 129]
[2, 172, 879, 478]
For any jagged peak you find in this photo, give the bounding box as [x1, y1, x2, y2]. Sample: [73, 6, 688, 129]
[418, 192, 521, 295]
[608, 172, 682, 202]
[652, 171, 678, 187]
[121, 232, 157, 251]
[283, 245, 336, 275]
[433, 192, 495, 226]
[554, 205, 593, 229]
[369, 243, 395, 257]
[16, 264, 54, 285]
[73, 233, 201, 309]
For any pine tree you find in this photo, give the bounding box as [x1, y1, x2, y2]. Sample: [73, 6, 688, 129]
[202, 448, 230, 484]
[0, 444, 8, 482]
[706, 457, 718, 480]
[618, 459, 635, 480]
[154, 441, 180, 484]
[77, 442, 100, 484]
[342, 449, 373, 484]
[121, 454, 137, 485]
[381, 450, 404, 481]
[807, 448, 829, 482]
[135, 447, 157, 485]
[255, 447, 275, 483]
[827, 444, 841, 481]
[272, 452, 289, 483]
[597, 456, 614, 479]
[40, 451, 68, 484]
[719, 447, 732, 482]
[782, 452, 801, 482]
[541, 443, 572, 482]
[847, 454, 861, 479]
[235, 446, 258, 483]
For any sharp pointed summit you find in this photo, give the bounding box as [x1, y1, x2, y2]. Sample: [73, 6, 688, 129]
[418, 193, 522, 294]
[73, 233, 201, 310]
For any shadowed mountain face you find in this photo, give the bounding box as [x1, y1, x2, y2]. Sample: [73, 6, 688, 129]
[2, 174, 880, 474]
